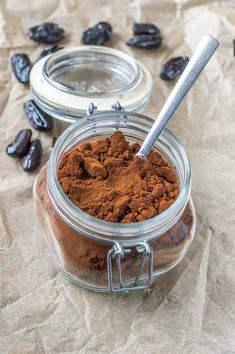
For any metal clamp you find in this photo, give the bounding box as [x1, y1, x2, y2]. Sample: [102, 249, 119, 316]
[87, 102, 97, 115]
[111, 101, 124, 111]
[107, 242, 153, 292]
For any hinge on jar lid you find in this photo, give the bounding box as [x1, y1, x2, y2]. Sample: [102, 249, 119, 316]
[107, 242, 153, 292]
[111, 101, 124, 111]
[86, 101, 124, 115]
[87, 102, 97, 115]
[86, 100, 126, 129]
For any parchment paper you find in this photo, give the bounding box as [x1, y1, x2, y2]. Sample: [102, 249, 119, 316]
[1, 1, 235, 353]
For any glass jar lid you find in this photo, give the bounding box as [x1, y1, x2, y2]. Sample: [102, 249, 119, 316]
[30, 46, 152, 123]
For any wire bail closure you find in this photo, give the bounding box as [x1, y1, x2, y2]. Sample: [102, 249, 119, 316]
[86, 101, 153, 292]
[107, 242, 153, 292]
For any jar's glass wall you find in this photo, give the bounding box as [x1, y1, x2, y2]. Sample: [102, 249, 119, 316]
[34, 112, 196, 292]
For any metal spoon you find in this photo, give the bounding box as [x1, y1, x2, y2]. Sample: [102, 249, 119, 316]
[136, 35, 219, 159]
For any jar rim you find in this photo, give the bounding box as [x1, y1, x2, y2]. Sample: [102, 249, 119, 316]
[47, 111, 191, 242]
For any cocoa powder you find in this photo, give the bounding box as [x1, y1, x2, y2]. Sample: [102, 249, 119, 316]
[57, 131, 179, 223]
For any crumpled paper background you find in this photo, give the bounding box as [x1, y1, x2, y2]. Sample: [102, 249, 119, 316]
[1, 0, 235, 353]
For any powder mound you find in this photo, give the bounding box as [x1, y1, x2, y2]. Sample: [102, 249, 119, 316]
[57, 131, 179, 223]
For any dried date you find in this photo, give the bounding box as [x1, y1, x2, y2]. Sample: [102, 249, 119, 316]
[81, 21, 112, 45]
[24, 100, 53, 131]
[133, 23, 160, 36]
[160, 56, 189, 80]
[37, 44, 63, 60]
[11, 54, 32, 84]
[127, 35, 161, 49]
[6, 129, 32, 158]
[21, 139, 42, 172]
[27, 22, 64, 43]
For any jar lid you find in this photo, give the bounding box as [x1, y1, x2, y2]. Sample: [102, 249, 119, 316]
[30, 46, 152, 123]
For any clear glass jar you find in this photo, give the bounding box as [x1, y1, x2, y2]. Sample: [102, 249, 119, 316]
[30, 46, 152, 123]
[33, 111, 196, 293]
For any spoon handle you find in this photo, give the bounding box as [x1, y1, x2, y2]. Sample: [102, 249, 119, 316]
[137, 35, 219, 158]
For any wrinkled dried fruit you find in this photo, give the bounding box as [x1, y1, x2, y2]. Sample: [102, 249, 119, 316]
[11, 54, 32, 84]
[160, 56, 189, 80]
[133, 23, 160, 36]
[6, 129, 32, 158]
[27, 22, 64, 43]
[24, 100, 53, 131]
[21, 139, 42, 172]
[37, 44, 63, 60]
[127, 35, 161, 49]
[81, 21, 112, 45]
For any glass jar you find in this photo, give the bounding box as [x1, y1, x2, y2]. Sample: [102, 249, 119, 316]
[33, 111, 196, 292]
[30, 46, 152, 123]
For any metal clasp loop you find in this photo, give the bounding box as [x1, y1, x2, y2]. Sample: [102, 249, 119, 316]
[107, 242, 153, 292]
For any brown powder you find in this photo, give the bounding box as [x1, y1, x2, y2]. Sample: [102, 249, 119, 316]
[57, 131, 179, 223]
